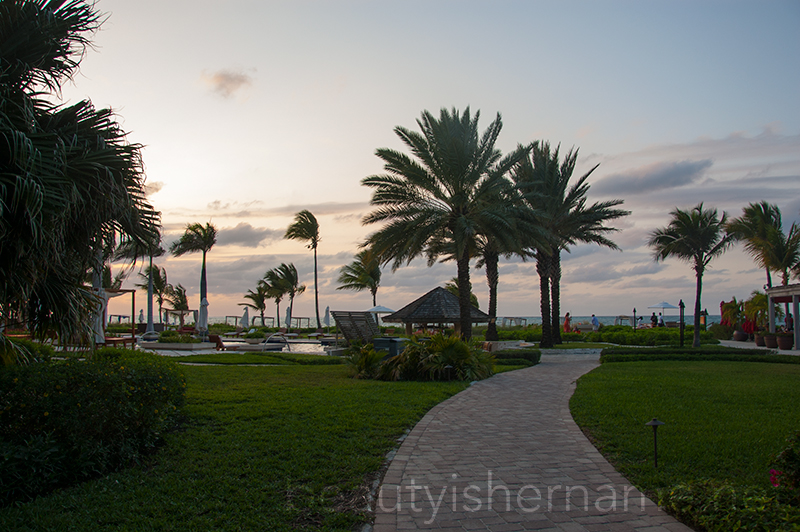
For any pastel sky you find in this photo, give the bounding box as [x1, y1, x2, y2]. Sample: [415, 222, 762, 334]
[64, 0, 800, 321]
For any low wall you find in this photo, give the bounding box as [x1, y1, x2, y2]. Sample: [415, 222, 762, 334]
[482, 340, 522, 352]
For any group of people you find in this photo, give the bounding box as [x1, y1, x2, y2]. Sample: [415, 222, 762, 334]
[650, 312, 665, 328]
[562, 313, 601, 333]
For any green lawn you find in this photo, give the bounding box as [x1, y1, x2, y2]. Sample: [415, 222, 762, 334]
[570, 361, 800, 492]
[0, 365, 468, 531]
[169, 352, 343, 365]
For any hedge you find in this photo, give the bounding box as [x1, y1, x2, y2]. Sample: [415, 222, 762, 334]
[0, 348, 185, 505]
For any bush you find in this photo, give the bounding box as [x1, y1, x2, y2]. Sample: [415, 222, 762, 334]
[658, 480, 800, 532]
[708, 322, 735, 340]
[343, 343, 383, 379]
[157, 330, 199, 343]
[0, 338, 55, 366]
[492, 348, 542, 364]
[0, 349, 185, 505]
[243, 330, 266, 339]
[494, 358, 534, 367]
[598, 345, 799, 365]
[379, 334, 494, 382]
[772, 431, 800, 506]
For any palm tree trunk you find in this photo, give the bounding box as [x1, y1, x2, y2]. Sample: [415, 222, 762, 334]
[485, 248, 500, 342]
[200, 251, 207, 302]
[550, 250, 562, 345]
[371, 289, 377, 307]
[537, 250, 553, 348]
[457, 250, 472, 340]
[693, 264, 703, 348]
[287, 295, 294, 333]
[276, 301, 281, 328]
[313, 247, 321, 329]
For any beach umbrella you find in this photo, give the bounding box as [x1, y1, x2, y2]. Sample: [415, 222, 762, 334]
[648, 301, 679, 313]
[241, 307, 250, 329]
[367, 304, 395, 326]
[285, 306, 292, 330]
[197, 298, 209, 339]
[323, 306, 330, 327]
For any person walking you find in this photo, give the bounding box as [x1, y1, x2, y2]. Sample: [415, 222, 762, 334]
[591, 314, 600, 332]
[563, 312, 572, 333]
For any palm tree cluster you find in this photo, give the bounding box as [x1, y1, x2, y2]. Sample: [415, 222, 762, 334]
[0, 0, 159, 344]
[240, 263, 306, 332]
[360, 107, 629, 342]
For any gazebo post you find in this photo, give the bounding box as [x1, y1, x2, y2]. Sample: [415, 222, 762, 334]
[405, 323, 413, 336]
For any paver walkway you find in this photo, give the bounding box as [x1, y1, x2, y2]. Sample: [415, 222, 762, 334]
[373, 351, 693, 531]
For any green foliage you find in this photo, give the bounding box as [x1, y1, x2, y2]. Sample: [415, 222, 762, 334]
[0, 350, 185, 505]
[0, 365, 467, 530]
[496, 328, 542, 342]
[157, 330, 199, 343]
[491, 348, 542, 364]
[708, 322, 735, 340]
[0, 338, 55, 366]
[659, 480, 800, 532]
[599, 345, 785, 364]
[243, 330, 266, 339]
[772, 431, 800, 505]
[379, 334, 494, 381]
[343, 343, 384, 379]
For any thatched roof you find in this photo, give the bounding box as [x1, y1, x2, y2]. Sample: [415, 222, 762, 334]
[382, 287, 490, 324]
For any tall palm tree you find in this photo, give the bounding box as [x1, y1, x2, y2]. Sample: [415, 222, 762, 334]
[648, 203, 733, 347]
[170, 222, 217, 305]
[260, 278, 286, 328]
[0, 0, 159, 347]
[726, 201, 783, 288]
[361, 107, 525, 340]
[115, 234, 165, 336]
[512, 142, 628, 346]
[264, 263, 305, 332]
[134, 265, 169, 324]
[239, 282, 270, 327]
[336, 249, 382, 306]
[285, 210, 321, 328]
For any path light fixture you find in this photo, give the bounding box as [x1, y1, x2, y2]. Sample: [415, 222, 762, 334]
[633, 308, 637, 330]
[645, 418, 665, 468]
[679, 300, 685, 347]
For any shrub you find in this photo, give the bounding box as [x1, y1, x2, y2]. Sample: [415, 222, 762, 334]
[157, 330, 198, 343]
[343, 343, 383, 379]
[0, 338, 55, 366]
[708, 322, 734, 340]
[379, 334, 494, 382]
[494, 358, 534, 367]
[658, 480, 800, 532]
[598, 345, 800, 365]
[772, 431, 800, 506]
[492, 348, 541, 364]
[0, 349, 185, 505]
[243, 330, 266, 339]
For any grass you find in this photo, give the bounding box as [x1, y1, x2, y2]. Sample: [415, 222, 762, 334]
[168, 352, 344, 365]
[570, 361, 800, 493]
[0, 364, 468, 531]
[544, 342, 610, 349]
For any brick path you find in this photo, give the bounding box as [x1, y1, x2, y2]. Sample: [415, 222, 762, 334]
[373, 352, 693, 531]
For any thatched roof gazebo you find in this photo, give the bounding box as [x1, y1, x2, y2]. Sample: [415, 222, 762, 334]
[382, 287, 490, 335]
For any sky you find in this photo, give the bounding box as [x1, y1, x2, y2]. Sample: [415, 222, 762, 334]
[60, 0, 800, 322]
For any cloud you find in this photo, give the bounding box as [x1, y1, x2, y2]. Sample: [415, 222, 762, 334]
[144, 181, 164, 196]
[593, 159, 713, 196]
[202, 69, 254, 98]
[217, 223, 283, 247]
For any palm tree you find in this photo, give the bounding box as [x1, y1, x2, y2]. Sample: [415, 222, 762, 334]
[726, 202, 783, 288]
[336, 249, 382, 306]
[361, 107, 525, 340]
[165, 284, 189, 327]
[648, 203, 733, 347]
[444, 278, 480, 309]
[170, 222, 217, 305]
[0, 0, 159, 347]
[285, 210, 321, 329]
[115, 234, 165, 336]
[134, 265, 169, 324]
[239, 282, 270, 327]
[512, 142, 628, 346]
[260, 278, 286, 328]
[264, 263, 305, 332]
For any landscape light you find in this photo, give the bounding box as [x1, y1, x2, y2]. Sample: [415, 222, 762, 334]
[645, 418, 665, 468]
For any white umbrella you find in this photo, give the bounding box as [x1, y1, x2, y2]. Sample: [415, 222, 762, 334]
[285, 306, 291, 330]
[367, 305, 395, 314]
[323, 306, 330, 327]
[197, 298, 209, 338]
[241, 307, 250, 329]
[648, 301, 680, 313]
